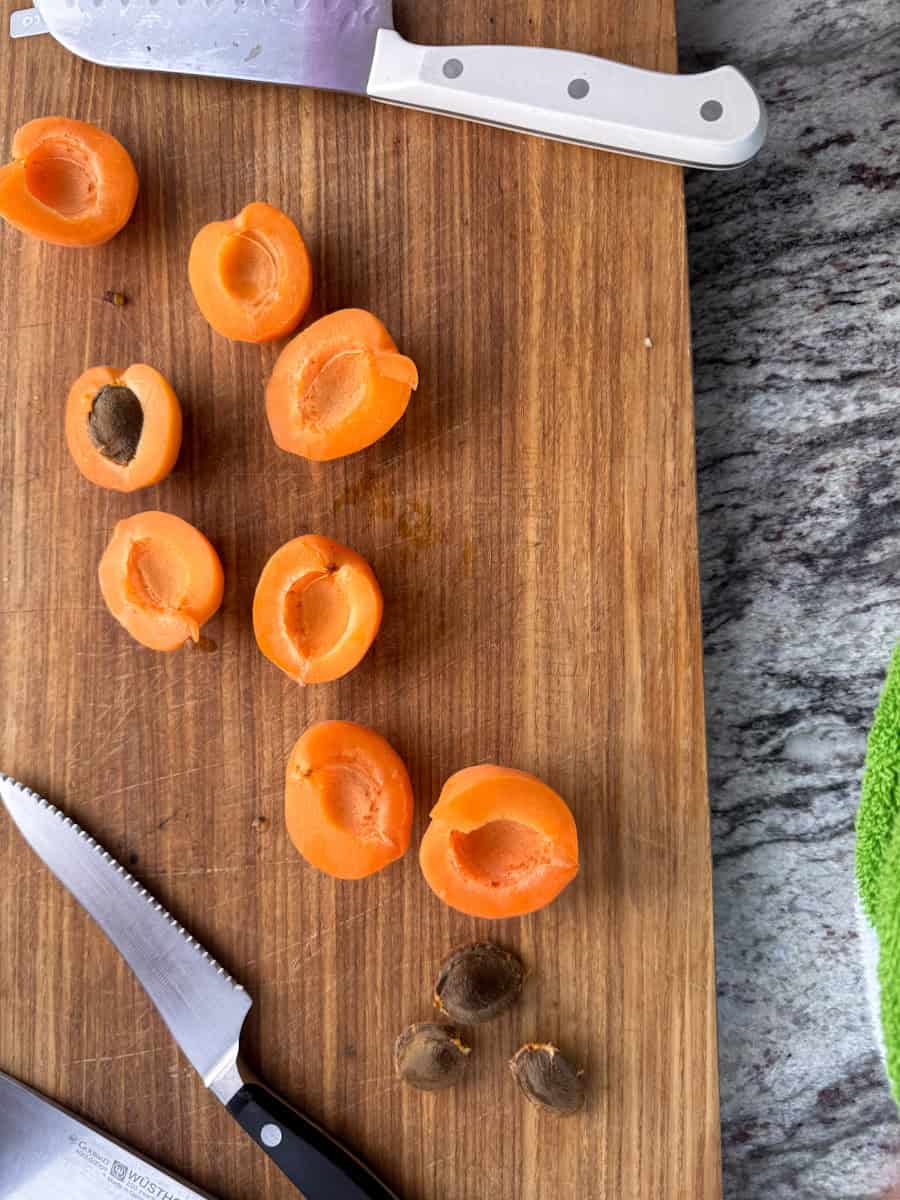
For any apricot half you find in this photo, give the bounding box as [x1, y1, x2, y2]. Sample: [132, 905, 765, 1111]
[99, 512, 224, 651]
[266, 309, 418, 461]
[66, 364, 182, 492]
[286, 720, 414, 879]
[188, 202, 312, 343]
[253, 534, 382, 684]
[0, 117, 138, 247]
[419, 766, 579, 919]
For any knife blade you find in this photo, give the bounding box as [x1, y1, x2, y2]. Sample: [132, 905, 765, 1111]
[21, 0, 393, 94]
[12, 0, 766, 169]
[0, 1069, 216, 1200]
[0, 775, 398, 1200]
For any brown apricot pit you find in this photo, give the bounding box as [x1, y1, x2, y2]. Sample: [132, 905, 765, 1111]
[509, 1043, 585, 1116]
[88, 384, 143, 465]
[394, 1022, 471, 1091]
[434, 942, 525, 1025]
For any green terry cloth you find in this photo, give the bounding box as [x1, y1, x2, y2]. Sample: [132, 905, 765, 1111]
[857, 643, 900, 926]
[877, 815, 900, 1104]
[856, 643, 900, 1107]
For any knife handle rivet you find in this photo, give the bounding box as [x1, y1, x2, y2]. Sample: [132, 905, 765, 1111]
[700, 100, 724, 122]
[442, 58, 463, 80]
[260, 1123, 283, 1148]
[568, 78, 590, 100]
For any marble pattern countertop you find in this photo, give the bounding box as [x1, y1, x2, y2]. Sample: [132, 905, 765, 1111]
[677, 0, 900, 1195]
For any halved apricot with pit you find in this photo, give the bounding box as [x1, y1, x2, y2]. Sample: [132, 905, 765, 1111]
[286, 720, 414, 879]
[99, 511, 224, 651]
[65, 364, 182, 492]
[419, 766, 579, 919]
[253, 534, 382, 684]
[266, 309, 418, 461]
[0, 117, 138, 247]
[188, 202, 312, 343]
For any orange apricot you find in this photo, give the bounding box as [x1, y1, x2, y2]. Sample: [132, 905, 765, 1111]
[286, 720, 414, 879]
[0, 117, 138, 247]
[266, 309, 418, 461]
[98, 512, 224, 651]
[188, 202, 312, 343]
[419, 766, 579, 919]
[65, 364, 182, 492]
[253, 534, 382, 684]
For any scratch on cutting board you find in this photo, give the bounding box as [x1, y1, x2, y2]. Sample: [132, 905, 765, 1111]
[225, 422, 472, 520]
[246, 882, 407, 970]
[103, 664, 167, 686]
[143, 1100, 217, 1145]
[378, 662, 454, 707]
[0, 605, 103, 615]
[293, 883, 406, 963]
[89, 760, 237, 802]
[208, 888, 259, 914]
[330, 1082, 397, 1121]
[143, 858, 302, 881]
[75, 644, 139, 661]
[70, 1046, 167, 1067]
[423, 1153, 456, 1174]
[0, 319, 53, 337]
[625, 829, 669, 853]
[665, 969, 712, 996]
[347, 1071, 396, 1091]
[10, 867, 57, 885]
[76, 702, 141, 764]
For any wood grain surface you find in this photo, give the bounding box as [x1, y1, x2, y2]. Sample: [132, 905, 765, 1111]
[0, 1, 721, 1197]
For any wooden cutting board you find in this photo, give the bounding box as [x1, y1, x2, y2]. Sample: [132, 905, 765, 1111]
[0, 1, 721, 1197]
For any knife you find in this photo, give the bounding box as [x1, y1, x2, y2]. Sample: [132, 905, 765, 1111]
[10, 0, 766, 170]
[0, 775, 398, 1200]
[0, 1068, 217, 1200]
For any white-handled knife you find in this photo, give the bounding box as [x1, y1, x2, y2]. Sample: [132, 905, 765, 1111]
[11, 0, 766, 169]
[0, 774, 398, 1200]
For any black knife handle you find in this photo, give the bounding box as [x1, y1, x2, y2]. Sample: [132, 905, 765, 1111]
[227, 1081, 399, 1200]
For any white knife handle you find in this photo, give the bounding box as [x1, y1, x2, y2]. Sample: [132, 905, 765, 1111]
[366, 30, 766, 169]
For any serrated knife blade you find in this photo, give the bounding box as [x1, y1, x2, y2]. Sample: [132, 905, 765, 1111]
[13, 0, 767, 168]
[0, 775, 398, 1200]
[0, 775, 251, 1090]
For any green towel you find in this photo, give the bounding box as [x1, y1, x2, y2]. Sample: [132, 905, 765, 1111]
[856, 642, 900, 1106]
[877, 819, 900, 1103]
[857, 643, 900, 924]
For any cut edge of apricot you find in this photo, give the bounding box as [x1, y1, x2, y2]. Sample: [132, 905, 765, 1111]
[266, 309, 418, 462]
[98, 511, 224, 651]
[188, 201, 313, 343]
[419, 765, 579, 919]
[65, 363, 182, 492]
[0, 116, 138, 247]
[286, 720, 414, 879]
[373, 350, 419, 389]
[253, 534, 382, 684]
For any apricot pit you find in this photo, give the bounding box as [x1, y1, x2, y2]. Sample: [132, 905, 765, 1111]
[394, 1023, 471, 1091]
[509, 1043, 585, 1116]
[88, 385, 143, 465]
[434, 943, 525, 1025]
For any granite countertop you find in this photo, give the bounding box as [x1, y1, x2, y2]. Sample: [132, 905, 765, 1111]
[677, 0, 900, 1194]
